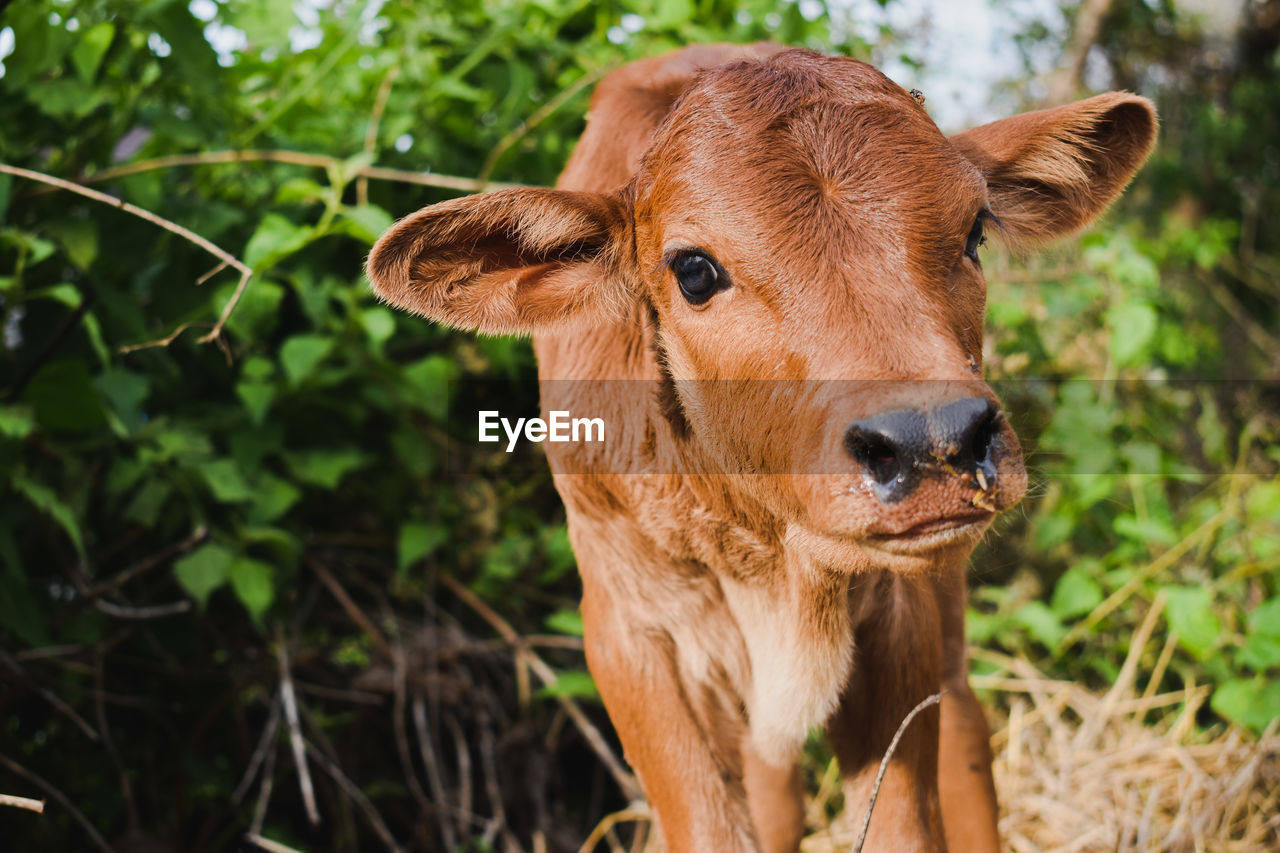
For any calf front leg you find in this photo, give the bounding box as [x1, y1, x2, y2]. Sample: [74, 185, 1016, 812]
[827, 572, 947, 852]
[581, 584, 759, 853]
[932, 571, 1001, 853]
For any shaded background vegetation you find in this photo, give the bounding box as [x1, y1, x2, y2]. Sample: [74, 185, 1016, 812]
[0, 0, 1276, 850]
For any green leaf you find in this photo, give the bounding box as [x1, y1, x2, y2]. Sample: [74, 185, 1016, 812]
[174, 545, 234, 608]
[95, 369, 150, 434]
[125, 479, 172, 527]
[71, 22, 115, 81]
[248, 474, 301, 524]
[1246, 481, 1280, 524]
[1113, 514, 1178, 547]
[398, 522, 446, 572]
[1012, 601, 1066, 650]
[1239, 599, 1280, 671]
[229, 558, 274, 623]
[280, 334, 333, 385]
[402, 355, 454, 421]
[1211, 677, 1280, 733]
[0, 405, 35, 439]
[286, 448, 367, 489]
[243, 214, 313, 270]
[224, 279, 285, 340]
[361, 307, 396, 349]
[336, 204, 393, 245]
[201, 459, 255, 503]
[236, 381, 276, 426]
[12, 475, 85, 559]
[545, 609, 584, 636]
[538, 669, 599, 701]
[1162, 585, 1222, 659]
[1107, 301, 1158, 366]
[22, 360, 107, 433]
[47, 219, 98, 270]
[1050, 564, 1103, 620]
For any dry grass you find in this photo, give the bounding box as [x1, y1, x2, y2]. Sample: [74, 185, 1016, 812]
[981, 651, 1279, 852]
[796, 641, 1279, 853]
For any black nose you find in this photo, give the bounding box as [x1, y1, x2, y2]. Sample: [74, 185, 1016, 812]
[843, 397, 999, 502]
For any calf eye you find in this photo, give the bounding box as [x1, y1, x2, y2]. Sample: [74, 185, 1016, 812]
[964, 215, 988, 262]
[671, 250, 724, 304]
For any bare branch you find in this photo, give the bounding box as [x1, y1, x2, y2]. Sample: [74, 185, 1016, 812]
[0, 794, 46, 813]
[307, 558, 393, 660]
[305, 740, 406, 853]
[87, 525, 208, 598]
[1048, 0, 1113, 104]
[275, 630, 321, 826]
[0, 650, 99, 742]
[246, 833, 304, 853]
[438, 573, 641, 800]
[233, 691, 283, 806]
[94, 599, 192, 619]
[0, 753, 112, 853]
[412, 691, 458, 851]
[70, 149, 526, 193]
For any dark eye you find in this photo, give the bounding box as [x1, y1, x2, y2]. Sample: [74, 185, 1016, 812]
[671, 250, 723, 304]
[965, 215, 988, 262]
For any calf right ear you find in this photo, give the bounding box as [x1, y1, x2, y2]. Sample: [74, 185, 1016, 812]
[366, 188, 634, 336]
[951, 92, 1157, 247]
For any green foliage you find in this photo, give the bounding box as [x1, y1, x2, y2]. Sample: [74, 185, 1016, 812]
[1, 0, 1277, 849]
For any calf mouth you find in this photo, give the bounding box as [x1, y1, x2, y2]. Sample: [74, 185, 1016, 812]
[862, 509, 995, 557]
[878, 507, 995, 539]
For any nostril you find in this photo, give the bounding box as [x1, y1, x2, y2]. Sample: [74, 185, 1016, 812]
[844, 410, 927, 501]
[859, 438, 901, 486]
[970, 408, 997, 465]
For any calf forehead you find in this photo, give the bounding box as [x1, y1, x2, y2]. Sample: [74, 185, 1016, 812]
[637, 51, 984, 273]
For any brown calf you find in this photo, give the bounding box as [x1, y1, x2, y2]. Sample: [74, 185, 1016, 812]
[368, 44, 1156, 852]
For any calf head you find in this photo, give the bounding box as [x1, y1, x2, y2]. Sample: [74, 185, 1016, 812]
[368, 48, 1156, 572]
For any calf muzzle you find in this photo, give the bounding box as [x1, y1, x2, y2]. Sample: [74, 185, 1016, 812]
[844, 397, 1000, 503]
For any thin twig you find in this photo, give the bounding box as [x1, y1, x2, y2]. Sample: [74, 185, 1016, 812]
[249, 721, 279, 836]
[478, 718, 512, 850]
[116, 321, 213, 354]
[304, 740, 406, 853]
[0, 753, 113, 853]
[233, 691, 283, 806]
[87, 525, 208, 598]
[438, 573, 641, 800]
[477, 63, 613, 185]
[0, 163, 250, 278]
[390, 634, 433, 821]
[445, 712, 474, 825]
[358, 64, 401, 206]
[0, 793, 46, 812]
[852, 691, 947, 853]
[93, 653, 139, 832]
[307, 557, 393, 659]
[412, 691, 458, 852]
[275, 629, 321, 826]
[0, 651, 99, 742]
[70, 149, 526, 193]
[246, 833, 304, 853]
[578, 806, 651, 853]
[0, 163, 255, 353]
[94, 599, 191, 619]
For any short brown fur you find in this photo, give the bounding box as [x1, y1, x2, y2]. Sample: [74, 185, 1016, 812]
[368, 45, 1156, 852]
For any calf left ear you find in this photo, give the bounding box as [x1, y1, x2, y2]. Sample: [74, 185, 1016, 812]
[951, 92, 1157, 246]
[366, 188, 633, 335]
